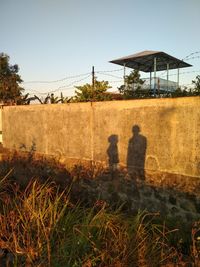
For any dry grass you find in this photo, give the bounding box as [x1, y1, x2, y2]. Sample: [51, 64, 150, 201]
[0, 175, 194, 266]
[0, 159, 200, 266]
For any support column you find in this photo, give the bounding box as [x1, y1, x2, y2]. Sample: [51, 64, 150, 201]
[150, 71, 152, 91]
[123, 63, 126, 89]
[167, 63, 169, 93]
[154, 57, 157, 96]
[177, 67, 179, 89]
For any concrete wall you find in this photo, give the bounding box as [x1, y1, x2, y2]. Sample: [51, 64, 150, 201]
[2, 97, 200, 179]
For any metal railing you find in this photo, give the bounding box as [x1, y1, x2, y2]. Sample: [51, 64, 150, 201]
[129, 78, 178, 93]
[142, 78, 177, 92]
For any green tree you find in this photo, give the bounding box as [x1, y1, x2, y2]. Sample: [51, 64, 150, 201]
[74, 80, 112, 102]
[192, 75, 200, 95]
[0, 53, 24, 104]
[118, 70, 145, 99]
[170, 87, 189, 98]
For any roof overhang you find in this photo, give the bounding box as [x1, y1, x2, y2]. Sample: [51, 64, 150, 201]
[110, 50, 192, 72]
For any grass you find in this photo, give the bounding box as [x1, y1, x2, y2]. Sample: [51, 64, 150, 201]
[0, 154, 200, 266]
[0, 177, 198, 266]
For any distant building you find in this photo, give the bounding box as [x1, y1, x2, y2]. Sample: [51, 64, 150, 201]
[110, 50, 192, 94]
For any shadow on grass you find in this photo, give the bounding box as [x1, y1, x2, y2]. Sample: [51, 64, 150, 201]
[0, 150, 200, 265]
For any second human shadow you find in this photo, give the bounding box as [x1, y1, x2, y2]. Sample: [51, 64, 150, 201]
[127, 125, 147, 180]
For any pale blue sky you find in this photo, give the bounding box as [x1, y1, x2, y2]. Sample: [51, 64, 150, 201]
[1, 0, 200, 96]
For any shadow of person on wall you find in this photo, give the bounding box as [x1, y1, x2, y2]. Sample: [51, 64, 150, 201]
[127, 125, 147, 181]
[107, 134, 119, 180]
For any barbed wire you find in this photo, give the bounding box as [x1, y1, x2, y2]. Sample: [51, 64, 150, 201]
[24, 69, 199, 96]
[21, 52, 200, 85]
[53, 74, 91, 92]
[25, 81, 124, 97]
[164, 69, 200, 77]
[24, 87, 75, 95]
[158, 51, 200, 77]
[22, 72, 91, 84]
[25, 74, 91, 95]
[184, 56, 200, 61]
[107, 80, 123, 83]
[24, 88, 44, 94]
[22, 69, 123, 85]
[160, 66, 200, 78]
[22, 50, 200, 96]
[21, 50, 200, 84]
[96, 68, 123, 73]
[182, 51, 200, 60]
[96, 72, 122, 79]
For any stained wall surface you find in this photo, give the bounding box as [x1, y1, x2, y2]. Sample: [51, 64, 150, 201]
[2, 97, 200, 178]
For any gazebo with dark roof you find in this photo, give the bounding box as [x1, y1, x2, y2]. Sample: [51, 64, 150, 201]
[110, 50, 192, 93]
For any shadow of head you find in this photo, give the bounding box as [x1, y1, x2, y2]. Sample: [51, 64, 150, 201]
[132, 125, 140, 135]
[108, 134, 118, 144]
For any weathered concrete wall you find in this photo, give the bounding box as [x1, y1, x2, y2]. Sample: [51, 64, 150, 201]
[2, 97, 200, 180]
[92, 97, 200, 180]
[2, 103, 92, 161]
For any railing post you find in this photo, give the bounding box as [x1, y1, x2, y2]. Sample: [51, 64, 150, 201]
[154, 57, 157, 96]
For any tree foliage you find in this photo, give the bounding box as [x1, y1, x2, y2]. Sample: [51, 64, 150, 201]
[118, 70, 145, 99]
[118, 70, 200, 99]
[0, 53, 24, 104]
[74, 80, 112, 102]
[169, 76, 200, 98]
[192, 75, 200, 95]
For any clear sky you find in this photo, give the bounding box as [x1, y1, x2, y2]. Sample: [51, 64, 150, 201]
[1, 0, 200, 97]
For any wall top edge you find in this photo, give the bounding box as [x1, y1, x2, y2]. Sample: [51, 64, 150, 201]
[2, 96, 200, 111]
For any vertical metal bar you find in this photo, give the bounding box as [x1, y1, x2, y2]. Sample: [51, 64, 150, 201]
[92, 66, 95, 99]
[92, 66, 95, 88]
[150, 71, 152, 92]
[167, 63, 169, 93]
[154, 57, 157, 96]
[177, 67, 179, 89]
[123, 63, 126, 88]
[158, 78, 160, 97]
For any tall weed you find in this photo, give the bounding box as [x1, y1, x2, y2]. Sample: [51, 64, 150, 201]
[0, 169, 199, 266]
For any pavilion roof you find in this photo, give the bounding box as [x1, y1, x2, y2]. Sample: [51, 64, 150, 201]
[110, 50, 192, 72]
